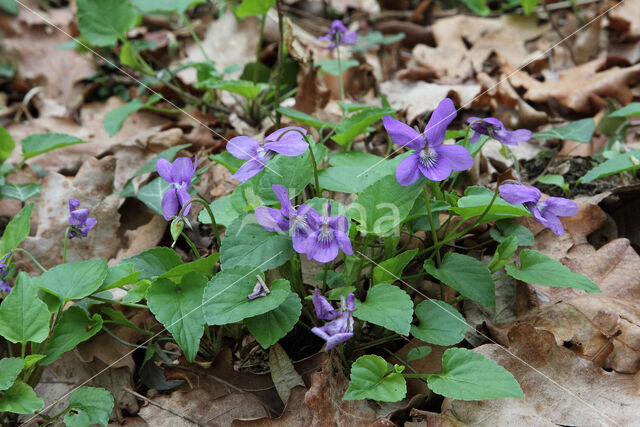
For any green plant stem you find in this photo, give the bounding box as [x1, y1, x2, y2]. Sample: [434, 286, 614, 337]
[274, 0, 284, 128]
[336, 46, 346, 104]
[143, 105, 182, 114]
[322, 263, 329, 293]
[182, 12, 213, 64]
[253, 14, 266, 85]
[88, 296, 149, 309]
[177, 198, 221, 249]
[493, 273, 509, 282]
[353, 333, 401, 352]
[425, 188, 444, 299]
[62, 226, 70, 264]
[180, 231, 201, 258]
[12, 248, 46, 272]
[40, 407, 71, 427]
[403, 373, 431, 379]
[307, 138, 322, 196]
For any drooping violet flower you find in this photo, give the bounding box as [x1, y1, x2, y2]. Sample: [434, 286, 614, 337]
[227, 127, 308, 183]
[312, 289, 340, 320]
[0, 253, 11, 294]
[317, 20, 357, 50]
[383, 98, 474, 186]
[467, 117, 532, 146]
[68, 199, 97, 239]
[499, 182, 578, 236]
[311, 292, 356, 350]
[247, 276, 270, 300]
[255, 184, 317, 253]
[157, 156, 197, 221]
[304, 204, 353, 263]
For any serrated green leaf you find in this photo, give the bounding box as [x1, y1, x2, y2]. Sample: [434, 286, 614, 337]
[536, 174, 565, 189]
[77, 0, 138, 46]
[103, 98, 151, 137]
[0, 381, 43, 414]
[0, 126, 15, 162]
[505, 249, 600, 293]
[99, 263, 140, 292]
[34, 259, 108, 302]
[276, 108, 333, 131]
[488, 235, 518, 274]
[136, 177, 172, 215]
[424, 253, 495, 307]
[373, 249, 418, 285]
[609, 102, 640, 117]
[349, 175, 424, 235]
[332, 108, 394, 147]
[41, 306, 103, 365]
[21, 133, 85, 159]
[123, 280, 151, 303]
[220, 214, 294, 271]
[317, 166, 390, 194]
[0, 273, 50, 344]
[0, 358, 24, 391]
[317, 59, 359, 75]
[63, 386, 114, 427]
[490, 219, 534, 246]
[0, 203, 33, 254]
[132, 0, 204, 13]
[147, 273, 207, 362]
[411, 300, 466, 345]
[235, 0, 275, 17]
[407, 346, 432, 363]
[123, 247, 182, 281]
[452, 186, 530, 223]
[244, 292, 301, 349]
[159, 253, 219, 282]
[532, 118, 595, 143]
[581, 149, 640, 183]
[204, 79, 265, 99]
[343, 355, 406, 402]
[354, 284, 413, 335]
[0, 183, 41, 201]
[203, 266, 290, 325]
[427, 348, 523, 400]
[198, 194, 242, 228]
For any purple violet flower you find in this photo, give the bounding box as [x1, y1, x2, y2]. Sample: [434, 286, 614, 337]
[227, 127, 309, 183]
[157, 156, 197, 221]
[311, 292, 356, 350]
[247, 276, 270, 300]
[499, 182, 578, 236]
[383, 98, 474, 186]
[0, 253, 11, 294]
[68, 199, 97, 239]
[255, 184, 317, 253]
[467, 117, 532, 146]
[317, 20, 358, 50]
[304, 204, 353, 263]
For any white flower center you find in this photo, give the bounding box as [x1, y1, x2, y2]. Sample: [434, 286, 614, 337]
[318, 222, 333, 244]
[418, 148, 438, 168]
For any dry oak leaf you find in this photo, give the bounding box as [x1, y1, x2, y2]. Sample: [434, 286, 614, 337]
[137, 388, 268, 426]
[431, 14, 549, 76]
[494, 294, 640, 374]
[509, 58, 640, 113]
[442, 324, 640, 425]
[380, 80, 481, 122]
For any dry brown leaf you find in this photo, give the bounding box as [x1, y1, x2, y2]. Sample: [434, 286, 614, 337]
[431, 15, 549, 76]
[18, 156, 121, 270]
[442, 324, 640, 425]
[35, 351, 138, 419]
[494, 295, 640, 374]
[391, 339, 445, 397]
[269, 343, 305, 404]
[177, 11, 259, 85]
[137, 388, 268, 426]
[609, 0, 640, 42]
[510, 58, 640, 113]
[294, 65, 331, 114]
[232, 386, 312, 426]
[380, 80, 481, 122]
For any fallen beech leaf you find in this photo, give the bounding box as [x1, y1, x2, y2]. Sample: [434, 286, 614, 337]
[510, 58, 640, 114]
[442, 324, 640, 425]
[294, 65, 330, 114]
[380, 80, 481, 122]
[232, 386, 312, 426]
[137, 388, 268, 426]
[269, 343, 304, 404]
[390, 339, 445, 397]
[495, 295, 640, 374]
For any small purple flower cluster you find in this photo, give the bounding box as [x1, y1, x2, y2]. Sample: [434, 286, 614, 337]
[255, 185, 353, 263]
[68, 199, 97, 239]
[0, 253, 11, 294]
[311, 289, 355, 350]
[317, 20, 357, 50]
